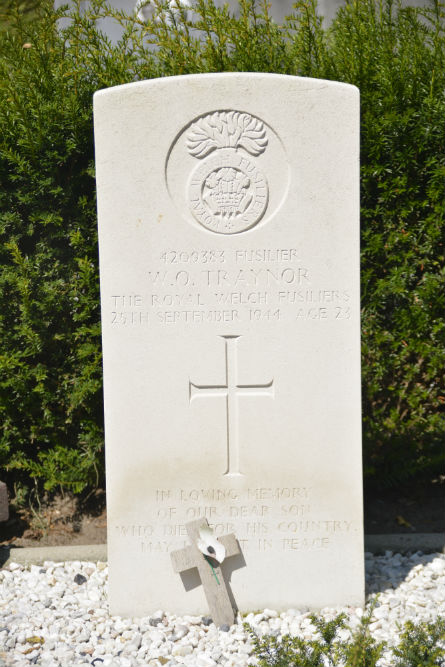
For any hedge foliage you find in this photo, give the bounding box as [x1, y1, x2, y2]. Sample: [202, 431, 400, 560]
[246, 611, 445, 667]
[0, 0, 443, 497]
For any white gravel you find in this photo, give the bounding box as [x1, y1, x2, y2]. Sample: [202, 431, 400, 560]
[1, 551, 444, 667]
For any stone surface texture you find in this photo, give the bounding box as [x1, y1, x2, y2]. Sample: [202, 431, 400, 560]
[94, 73, 363, 617]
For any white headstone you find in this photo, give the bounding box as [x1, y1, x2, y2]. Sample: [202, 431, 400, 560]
[94, 73, 364, 617]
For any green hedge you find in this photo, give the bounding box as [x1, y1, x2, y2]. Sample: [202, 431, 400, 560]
[246, 610, 445, 667]
[0, 0, 443, 497]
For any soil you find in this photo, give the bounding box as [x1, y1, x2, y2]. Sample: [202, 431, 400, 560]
[0, 476, 443, 549]
[364, 474, 444, 535]
[0, 490, 107, 549]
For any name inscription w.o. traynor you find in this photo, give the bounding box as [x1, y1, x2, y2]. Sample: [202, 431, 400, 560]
[94, 73, 364, 617]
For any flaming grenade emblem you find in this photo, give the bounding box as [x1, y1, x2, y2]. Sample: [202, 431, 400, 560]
[187, 111, 269, 234]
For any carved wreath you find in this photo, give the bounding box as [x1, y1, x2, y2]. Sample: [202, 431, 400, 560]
[187, 111, 268, 159]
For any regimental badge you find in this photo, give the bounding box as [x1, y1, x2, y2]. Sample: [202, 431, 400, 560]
[186, 111, 270, 235]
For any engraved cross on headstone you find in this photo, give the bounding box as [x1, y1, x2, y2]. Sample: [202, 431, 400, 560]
[189, 335, 274, 476]
[171, 519, 240, 627]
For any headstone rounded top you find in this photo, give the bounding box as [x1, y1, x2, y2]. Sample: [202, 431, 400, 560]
[93, 72, 359, 101]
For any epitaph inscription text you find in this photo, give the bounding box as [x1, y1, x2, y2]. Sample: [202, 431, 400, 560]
[114, 485, 357, 554]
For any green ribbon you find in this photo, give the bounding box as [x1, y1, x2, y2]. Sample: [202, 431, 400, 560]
[204, 555, 220, 585]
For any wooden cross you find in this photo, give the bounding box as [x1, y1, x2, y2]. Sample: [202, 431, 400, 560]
[189, 335, 274, 476]
[170, 518, 240, 627]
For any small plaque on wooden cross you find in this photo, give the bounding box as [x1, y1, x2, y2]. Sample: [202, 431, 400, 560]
[171, 519, 240, 627]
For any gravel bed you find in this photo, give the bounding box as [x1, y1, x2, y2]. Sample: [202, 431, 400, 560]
[1, 551, 444, 667]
